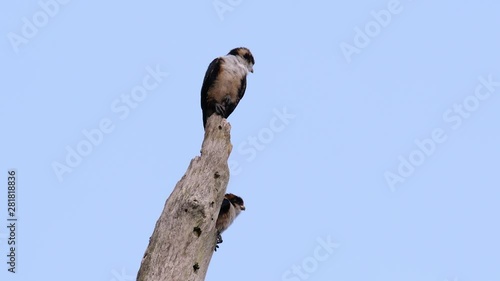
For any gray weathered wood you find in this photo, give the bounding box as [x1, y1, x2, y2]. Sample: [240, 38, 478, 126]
[137, 115, 232, 281]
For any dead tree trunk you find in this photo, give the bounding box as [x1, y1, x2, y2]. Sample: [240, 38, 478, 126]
[136, 115, 232, 281]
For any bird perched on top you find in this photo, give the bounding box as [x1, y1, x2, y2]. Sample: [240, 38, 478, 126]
[200, 47, 255, 128]
[215, 193, 245, 250]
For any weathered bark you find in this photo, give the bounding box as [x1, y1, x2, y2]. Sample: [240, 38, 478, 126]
[137, 115, 232, 281]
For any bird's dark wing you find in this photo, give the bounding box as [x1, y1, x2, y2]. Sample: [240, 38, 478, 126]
[201, 58, 222, 127]
[237, 76, 247, 101]
[219, 198, 230, 214]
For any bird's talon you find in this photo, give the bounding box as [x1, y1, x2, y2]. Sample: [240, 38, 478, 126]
[215, 104, 225, 116]
[216, 233, 223, 244]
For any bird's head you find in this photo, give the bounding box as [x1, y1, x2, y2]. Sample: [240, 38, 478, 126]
[228, 47, 255, 73]
[225, 193, 246, 212]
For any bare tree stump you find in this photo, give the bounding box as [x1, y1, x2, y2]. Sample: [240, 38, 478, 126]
[137, 115, 232, 281]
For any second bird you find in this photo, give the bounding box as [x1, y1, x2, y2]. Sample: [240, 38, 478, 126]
[200, 47, 255, 128]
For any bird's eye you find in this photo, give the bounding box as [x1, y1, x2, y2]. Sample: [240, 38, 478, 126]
[243, 54, 250, 60]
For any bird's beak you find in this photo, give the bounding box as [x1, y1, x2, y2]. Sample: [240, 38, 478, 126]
[249, 67, 254, 73]
[241, 205, 246, 211]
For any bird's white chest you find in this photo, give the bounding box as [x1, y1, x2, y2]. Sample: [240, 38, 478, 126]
[222, 55, 248, 78]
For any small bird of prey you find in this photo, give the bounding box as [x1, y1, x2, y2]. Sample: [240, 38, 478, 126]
[200, 47, 255, 128]
[215, 193, 246, 250]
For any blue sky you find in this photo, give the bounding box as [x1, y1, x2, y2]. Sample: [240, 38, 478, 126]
[1, 1, 500, 281]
